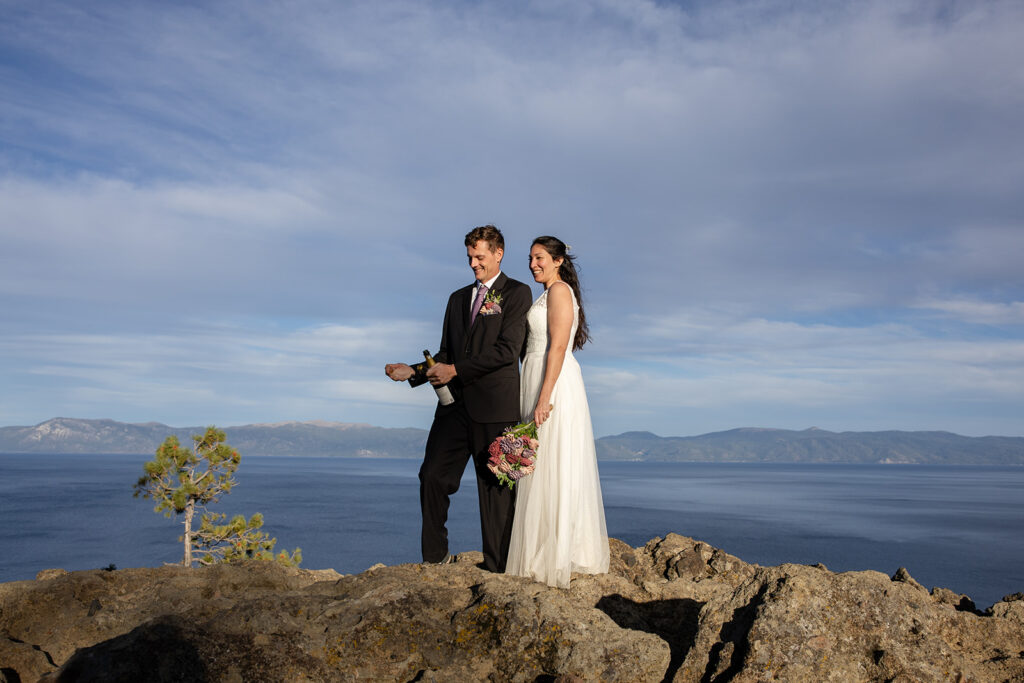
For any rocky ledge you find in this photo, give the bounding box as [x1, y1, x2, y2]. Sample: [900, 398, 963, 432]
[2, 534, 1023, 682]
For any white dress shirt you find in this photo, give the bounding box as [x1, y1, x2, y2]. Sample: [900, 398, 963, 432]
[470, 272, 501, 312]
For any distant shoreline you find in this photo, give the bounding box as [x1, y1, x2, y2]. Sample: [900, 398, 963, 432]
[3, 452, 1024, 468]
[3, 418, 1024, 464]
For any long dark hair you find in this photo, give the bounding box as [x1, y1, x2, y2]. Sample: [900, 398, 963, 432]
[532, 236, 590, 351]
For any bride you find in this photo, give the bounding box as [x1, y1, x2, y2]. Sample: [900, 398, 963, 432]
[505, 236, 609, 588]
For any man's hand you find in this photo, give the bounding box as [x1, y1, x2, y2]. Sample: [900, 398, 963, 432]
[426, 362, 456, 385]
[385, 363, 414, 381]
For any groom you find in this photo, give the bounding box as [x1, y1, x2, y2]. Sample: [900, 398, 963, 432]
[385, 225, 532, 572]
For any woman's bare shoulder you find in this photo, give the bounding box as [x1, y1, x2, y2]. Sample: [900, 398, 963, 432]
[545, 281, 573, 316]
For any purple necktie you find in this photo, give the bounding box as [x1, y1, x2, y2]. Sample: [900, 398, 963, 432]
[470, 284, 488, 325]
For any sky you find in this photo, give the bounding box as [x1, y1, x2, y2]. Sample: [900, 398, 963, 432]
[1, 0, 1023, 438]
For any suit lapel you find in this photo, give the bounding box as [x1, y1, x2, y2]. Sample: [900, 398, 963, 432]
[461, 284, 473, 333]
[468, 274, 505, 333]
[468, 272, 507, 335]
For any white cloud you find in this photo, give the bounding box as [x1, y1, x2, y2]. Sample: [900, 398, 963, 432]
[2, 0, 1024, 435]
[917, 299, 1024, 325]
[579, 308, 1024, 435]
[0, 319, 438, 426]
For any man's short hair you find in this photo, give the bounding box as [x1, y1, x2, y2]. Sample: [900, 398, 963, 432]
[465, 225, 504, 253]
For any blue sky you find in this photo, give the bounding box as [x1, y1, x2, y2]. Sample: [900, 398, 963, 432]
[2, 0, 1023, 437]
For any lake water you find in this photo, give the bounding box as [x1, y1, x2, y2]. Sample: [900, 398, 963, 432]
[1, 454, 1021, 609]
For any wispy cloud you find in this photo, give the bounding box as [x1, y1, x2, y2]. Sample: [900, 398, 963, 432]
[916, 299, 1024, 326]
[0, 321, 437, 428]
[581, 306, 1024, 434]
[2, 0, 1023, 436]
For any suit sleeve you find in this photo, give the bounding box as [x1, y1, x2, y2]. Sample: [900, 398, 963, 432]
[408, 293, 456, 387]
[435, 293, 454, 365]
[407, 363, 429, 387]
[453, 282, 531, 384]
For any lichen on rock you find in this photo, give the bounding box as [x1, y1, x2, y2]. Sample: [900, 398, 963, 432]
[1, 535, 1021, 682]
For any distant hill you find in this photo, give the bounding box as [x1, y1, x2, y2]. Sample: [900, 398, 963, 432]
[0, 417, 427, 458]
[597, 427, 1024, 464]
[2, 418, 1023, 464]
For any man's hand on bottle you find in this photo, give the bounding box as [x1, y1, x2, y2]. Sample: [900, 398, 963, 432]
[426, 363, 456, 385]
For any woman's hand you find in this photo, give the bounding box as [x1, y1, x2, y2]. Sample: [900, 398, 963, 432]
[534, 398, 554, 426]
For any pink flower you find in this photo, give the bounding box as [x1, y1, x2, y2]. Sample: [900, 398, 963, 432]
[486, 420, 540, 489]
[480, 300, 503, 315]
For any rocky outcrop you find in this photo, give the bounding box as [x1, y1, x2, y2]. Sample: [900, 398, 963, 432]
[2, 534, 1022, 682]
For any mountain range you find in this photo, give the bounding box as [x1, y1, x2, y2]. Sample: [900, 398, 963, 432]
[597, 427, 1024, 464]
[0, 417, 425, 459]
[2, 417, 1024, 464]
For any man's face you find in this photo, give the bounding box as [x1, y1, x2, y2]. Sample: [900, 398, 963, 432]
[467, 240, 503, 282]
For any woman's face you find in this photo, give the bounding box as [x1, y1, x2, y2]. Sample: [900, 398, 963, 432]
[529, 244, 563, 286]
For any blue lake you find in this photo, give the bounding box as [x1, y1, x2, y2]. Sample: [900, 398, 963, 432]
[1, 454, 1021, 608]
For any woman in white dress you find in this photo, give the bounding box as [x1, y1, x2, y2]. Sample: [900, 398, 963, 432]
[506, 236, 610, 588]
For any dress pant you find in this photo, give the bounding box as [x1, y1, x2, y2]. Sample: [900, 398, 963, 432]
[419, 402, 516, 571]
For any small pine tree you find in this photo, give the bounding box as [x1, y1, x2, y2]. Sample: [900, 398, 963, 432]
[133, 426, 242, 566]
[192, 512, 302, 567]
[134, 426, 301, 567]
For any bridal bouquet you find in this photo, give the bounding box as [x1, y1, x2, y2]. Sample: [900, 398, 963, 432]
[487, 421, 539, 489]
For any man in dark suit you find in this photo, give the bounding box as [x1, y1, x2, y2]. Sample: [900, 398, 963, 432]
[385, 225, 532, 572]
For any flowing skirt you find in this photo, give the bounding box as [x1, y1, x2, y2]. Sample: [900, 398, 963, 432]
[506, 350, 610, 587]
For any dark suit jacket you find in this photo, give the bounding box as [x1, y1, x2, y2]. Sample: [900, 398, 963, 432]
[410, 272, 532, 424]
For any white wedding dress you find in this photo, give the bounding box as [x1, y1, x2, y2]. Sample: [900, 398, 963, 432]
[506, 282, 610, 587]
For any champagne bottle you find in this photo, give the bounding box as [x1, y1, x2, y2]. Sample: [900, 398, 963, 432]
[422, 350, 455, 405]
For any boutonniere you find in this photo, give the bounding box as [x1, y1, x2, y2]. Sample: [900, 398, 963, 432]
[480, 290, 503, 316]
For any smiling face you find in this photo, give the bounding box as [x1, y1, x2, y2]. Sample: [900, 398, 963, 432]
[467, 240, 503, 282]
[529, 243, 563, 287]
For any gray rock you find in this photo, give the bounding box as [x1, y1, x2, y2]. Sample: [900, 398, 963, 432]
[891, 565, 926, 591]
[34, 569, 68, 581]
[1, 536, 1021, 682]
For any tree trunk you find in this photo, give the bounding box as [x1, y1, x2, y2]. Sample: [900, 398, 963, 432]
[183, 499, 194, 567]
